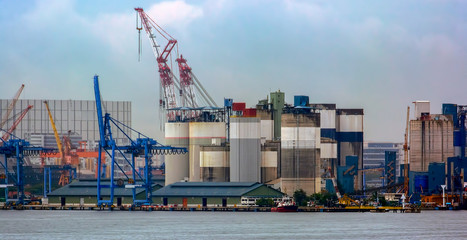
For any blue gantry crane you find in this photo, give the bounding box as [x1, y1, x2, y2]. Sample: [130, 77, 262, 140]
[93, 75, 187, 207]
[0, 132, 55, 206]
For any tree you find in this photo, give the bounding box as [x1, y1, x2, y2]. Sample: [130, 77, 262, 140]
[256, 198, 275, 207]
[293, 189, 309, 206]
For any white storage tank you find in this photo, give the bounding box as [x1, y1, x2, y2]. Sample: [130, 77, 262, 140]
[165, 122, 189, 185]
[200, 146, 230, 182]
[189, 122, 226, 182]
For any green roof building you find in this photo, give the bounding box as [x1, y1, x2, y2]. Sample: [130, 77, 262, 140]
[47, 179, 162, 205]
[152, 182, 284, 207]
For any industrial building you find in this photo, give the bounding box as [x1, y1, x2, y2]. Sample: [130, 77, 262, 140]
[46, 179, 162, 205]
[162, 91, 364, 196]
[151, 182, 284, 207]
[409, 101, 454, 172]
[363, 142, 403, 187]
[0, 99, 131, 146]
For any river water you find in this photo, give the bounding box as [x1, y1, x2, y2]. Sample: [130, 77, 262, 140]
[0, 210, 466, 239]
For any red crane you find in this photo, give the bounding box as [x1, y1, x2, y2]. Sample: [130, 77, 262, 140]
[1, 105, 33, 143]
[0, 84, 25, 130]
[135, 8, 218, 123]
[135, 8, 179, 121]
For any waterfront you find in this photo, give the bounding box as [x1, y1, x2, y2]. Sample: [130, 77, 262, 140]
[0, 210, 466, 239]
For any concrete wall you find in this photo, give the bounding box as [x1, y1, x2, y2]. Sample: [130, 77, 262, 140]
[409, 116, 454, 172]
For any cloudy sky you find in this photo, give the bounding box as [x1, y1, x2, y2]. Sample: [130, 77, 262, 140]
[0, 0, 466, 142]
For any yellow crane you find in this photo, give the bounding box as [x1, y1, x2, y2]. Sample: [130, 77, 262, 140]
[44, 101, 64, 164]
[44, 101, 70, 186]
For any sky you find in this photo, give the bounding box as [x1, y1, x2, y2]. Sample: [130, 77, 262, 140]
[0, 0, 466, 143]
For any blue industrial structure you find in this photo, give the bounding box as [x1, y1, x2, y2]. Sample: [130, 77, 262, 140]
[93, 75, 187, 207]
[385, 151, 396, 192]
[43, 165, 77, 198]
[0, 132, 55, 205]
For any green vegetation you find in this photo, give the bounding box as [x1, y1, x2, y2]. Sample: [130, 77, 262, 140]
[255, 198, 275, 207]
[309, 191, 337, 206]
[293, 189, 309, 206]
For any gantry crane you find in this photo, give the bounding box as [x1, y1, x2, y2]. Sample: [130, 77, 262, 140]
[93, 75, 187, 207]
[0, 84, 25, 130]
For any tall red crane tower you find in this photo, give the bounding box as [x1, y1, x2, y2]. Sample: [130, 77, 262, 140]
[135, 8, 218, 123]
[135, 8, 179, 121]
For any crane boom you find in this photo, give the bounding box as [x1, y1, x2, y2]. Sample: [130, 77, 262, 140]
[135, 8, 179, 121]
[44, 101, 64, 164]
[403, 106, 410, 197]
[0, 84, 25, 129]
[1, 105, 33, 143]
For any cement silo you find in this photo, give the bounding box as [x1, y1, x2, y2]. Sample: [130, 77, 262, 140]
[200, 146, 229, 182]
[230, 117, 261, 182]
[337, 109, 364, 190]
[311, 104, 337, 181]
[189, 122, 226, 182]
[280, 112, 321, 196]
[165, 122, 189, 185]
[261, 141, 279, 183]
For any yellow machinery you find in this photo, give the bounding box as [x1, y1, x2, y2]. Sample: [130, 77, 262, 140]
[44, 101, 69, 186]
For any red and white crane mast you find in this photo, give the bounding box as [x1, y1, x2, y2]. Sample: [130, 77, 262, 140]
[135, 8, 178, 121]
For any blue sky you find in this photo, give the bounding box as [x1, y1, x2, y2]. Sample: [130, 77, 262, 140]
[0, 0, 466, 142]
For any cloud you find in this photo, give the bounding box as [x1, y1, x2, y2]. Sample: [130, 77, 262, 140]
[283, 0, 331, 23]
[146, 0, 203, 28]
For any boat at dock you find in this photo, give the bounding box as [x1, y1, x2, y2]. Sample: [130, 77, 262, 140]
[271, 198, 298, 212]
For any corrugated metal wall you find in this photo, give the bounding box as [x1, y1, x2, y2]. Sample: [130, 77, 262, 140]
[230, 117, 261, 182]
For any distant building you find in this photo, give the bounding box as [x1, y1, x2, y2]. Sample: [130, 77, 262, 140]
[409, 101, 454, 172]
[363, 142, 403, 187]
[0, 99, 131, 146]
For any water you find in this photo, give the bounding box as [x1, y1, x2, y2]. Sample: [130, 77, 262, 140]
[0, 210, 466, 239]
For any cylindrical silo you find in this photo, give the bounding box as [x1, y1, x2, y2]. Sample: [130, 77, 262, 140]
[165, 122, 189, 185]
[261, 141, 279, 183]
[189, 122, 226, 182]
[311, 104, 337, 183]
[280, 112, 321, 196]
[200, 146, 230, 182]
[337, 109, 364, 190]
[230, 117, 261, 182]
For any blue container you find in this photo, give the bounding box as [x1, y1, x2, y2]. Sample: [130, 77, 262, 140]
[294, 95, 309, 107]
[414, 175, 428, 193]
[224, 98, 233, 108]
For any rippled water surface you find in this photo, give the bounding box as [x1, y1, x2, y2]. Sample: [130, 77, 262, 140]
[1, 210, 466, 239]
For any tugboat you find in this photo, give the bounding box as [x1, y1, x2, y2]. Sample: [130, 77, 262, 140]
[271, 197, 298, 212]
